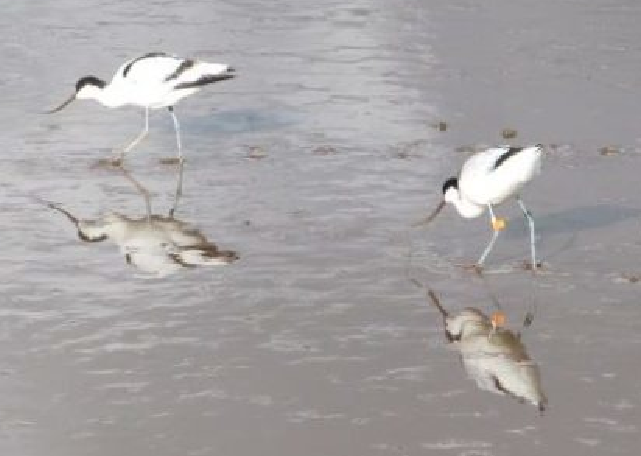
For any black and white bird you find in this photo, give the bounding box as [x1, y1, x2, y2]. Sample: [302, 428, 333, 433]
[47, 52, 236, 163]
[417, 144, 543, 269]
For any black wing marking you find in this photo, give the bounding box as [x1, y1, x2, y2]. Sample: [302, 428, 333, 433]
[164, 59, 195, 82]
[491, 375, 512, 396]
[538, 399, 547, 413]
[78, 230, 108, 243]
[168, 253, 197, 268]
[444, 329, 460, 343]
[492, 146, 523, 170]
[123, 52, 169, 77]
[492, 374, 537, 407]
[173, 73, 235, 90]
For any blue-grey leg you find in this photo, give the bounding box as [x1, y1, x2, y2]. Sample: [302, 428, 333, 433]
[121, 106, 150, 159]
[169, 160, 184, 218]
[120, 166, 152, 222]
[168, 106, 183, 162]
[517, 197, 537, 269]
[477, 204, 501, 266]
[167, 106, 184, 197]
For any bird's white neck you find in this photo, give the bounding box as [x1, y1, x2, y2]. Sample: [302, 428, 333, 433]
[445, 189, 485, 218]
[97, 85, 131, 108]
[453, 198, 485, 218]
[77, 84, 128, 108]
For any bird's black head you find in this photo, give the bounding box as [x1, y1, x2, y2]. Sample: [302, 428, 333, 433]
[47, 75, 107, 114]
[75, 75, 106, 92]
[442, 177, 458, 195]
[77, 229, 108, 243]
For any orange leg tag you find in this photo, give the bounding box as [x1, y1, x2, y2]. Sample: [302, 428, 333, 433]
[491, 311, 506, 329]
[492, 217, 507, 231]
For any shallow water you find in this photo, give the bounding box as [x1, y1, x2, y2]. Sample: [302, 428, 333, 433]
[1, 0, 641, 455]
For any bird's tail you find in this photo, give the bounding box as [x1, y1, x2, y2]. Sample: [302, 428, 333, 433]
[174, 67, 236, 90]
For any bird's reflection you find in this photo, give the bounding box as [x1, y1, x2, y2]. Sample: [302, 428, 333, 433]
[48, 163, 238, 277]
[426, 289, 547, 412]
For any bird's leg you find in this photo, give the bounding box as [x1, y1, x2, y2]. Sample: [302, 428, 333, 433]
[119, 106, 150, 163]
[169, 160, 184, 218]
[489, 311, 506, 340]
[168, 106, 184, 163]
[120, 166, 153, 222]
[517, 196, 538, 270]
[477, 204, 504, 267]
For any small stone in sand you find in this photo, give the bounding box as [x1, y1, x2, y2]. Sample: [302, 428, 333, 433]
[599, 145, 622, 156]
[502, 128, 518, 139]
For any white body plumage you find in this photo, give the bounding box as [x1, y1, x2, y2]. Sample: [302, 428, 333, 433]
[419, 144, 543, 267]
[76, 53, 235, 109]
[445, 145, 543, 219]
[48, 52, 236, 163]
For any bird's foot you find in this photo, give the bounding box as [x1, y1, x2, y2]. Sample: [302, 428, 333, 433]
[159, 157, 184, 166]
[491, 217, 507, 231]
[92, 156, 124, 169]
[458, 263, 484, 275]
[491, 311, 506, 329]
[522, 260, 544, 271]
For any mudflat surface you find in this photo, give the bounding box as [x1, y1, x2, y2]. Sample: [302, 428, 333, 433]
[1, 1, 640, 455]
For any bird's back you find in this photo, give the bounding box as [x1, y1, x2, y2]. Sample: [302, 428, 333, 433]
[111, 53, 232, 107]
[459, 145, 542, 205]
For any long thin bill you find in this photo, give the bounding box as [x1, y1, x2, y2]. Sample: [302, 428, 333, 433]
[427, 288, 449, 318]
[412, 199, 446, 227]
[47, 203, 79, 225]
[46, 94, 76, 113]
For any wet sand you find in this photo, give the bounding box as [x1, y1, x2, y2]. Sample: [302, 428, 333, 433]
[1, 0, 641, 455]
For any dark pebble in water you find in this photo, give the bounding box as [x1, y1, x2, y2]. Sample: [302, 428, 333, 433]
[522, 260, 544, 271]
[92, 157, 122, 169]
[455, 145, 476, 154]
[312, 146, 338, 156]
[502, 128, 518, 139]
[621, 274, 640, 283]
[245, 146, 267, 159]
[430, 121, 448, 132]
[159, 157, 182, 165]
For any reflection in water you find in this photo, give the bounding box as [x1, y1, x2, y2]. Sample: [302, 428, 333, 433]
[48, 164, 238, 277]
[427, 290, 547, 412]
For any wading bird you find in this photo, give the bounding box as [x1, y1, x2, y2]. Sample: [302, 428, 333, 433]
[47, 52, 236, 164]
[417, 144, 543, 269]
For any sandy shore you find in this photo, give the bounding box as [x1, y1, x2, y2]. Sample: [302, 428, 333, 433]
[0, 1, 639, 455]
